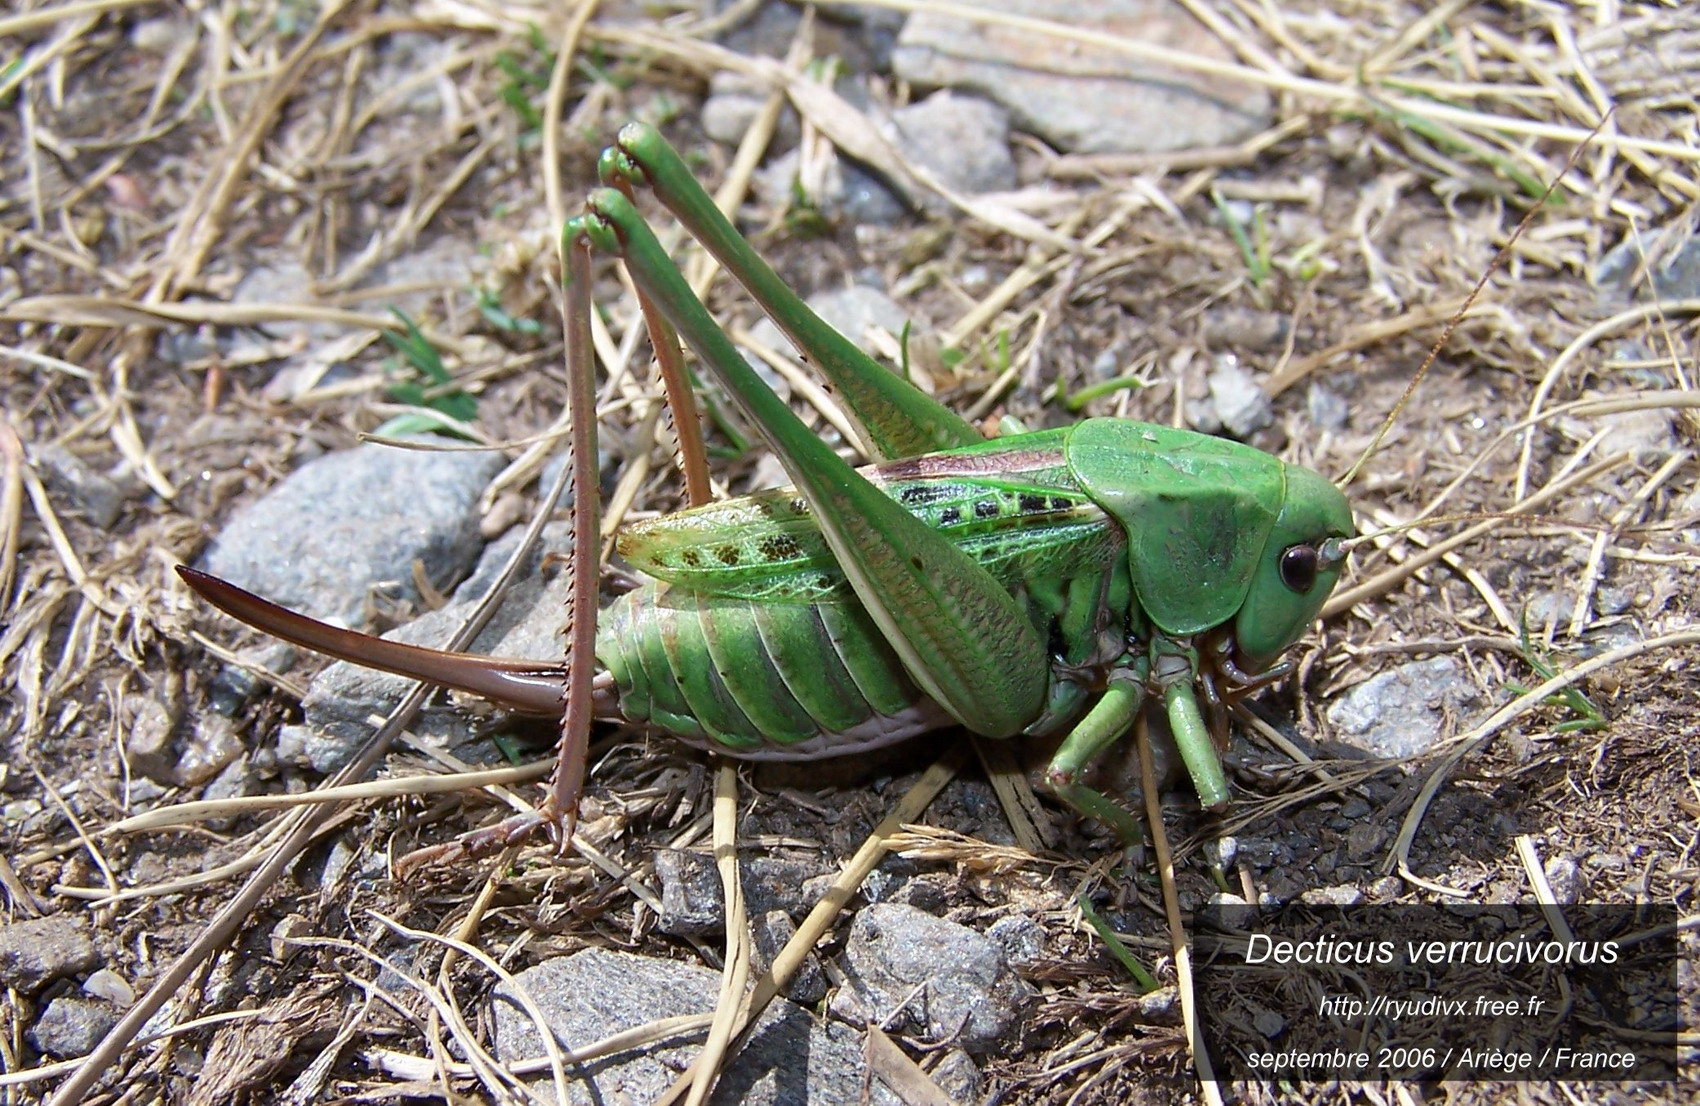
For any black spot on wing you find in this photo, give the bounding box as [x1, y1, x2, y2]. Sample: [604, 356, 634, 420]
[758, 534, 803, 561]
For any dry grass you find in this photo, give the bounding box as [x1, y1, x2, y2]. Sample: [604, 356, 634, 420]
[3, 1, 1697, 1103]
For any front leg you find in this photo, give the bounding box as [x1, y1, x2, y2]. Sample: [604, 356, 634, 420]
[1151, 636, 1232, 810]
[1039, 676, 1147, 843]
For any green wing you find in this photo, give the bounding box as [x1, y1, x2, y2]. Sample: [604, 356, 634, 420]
[618, 469, 1115, 604]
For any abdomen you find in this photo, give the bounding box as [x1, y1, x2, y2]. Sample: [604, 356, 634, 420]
[597, 583, 950, 759]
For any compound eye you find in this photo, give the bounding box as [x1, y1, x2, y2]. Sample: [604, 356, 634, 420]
[1279, 544, 1320, 593]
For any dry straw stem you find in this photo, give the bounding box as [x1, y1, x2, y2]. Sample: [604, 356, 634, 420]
[865, 1024, 958, 1106]
[0, 0, 154, 39]
[1360, 507, 1519, 635]
[0, 419, 25, 613]
[539, 0, 601, 230]
[970, 737, 1050, 854]
[1514, 834, 1580, 944]
[654, 747, 967, 1106]
[295, 917, 570, 1104]
[93, 761, 552, 836]
[1514, 296, 1700, 499]
[154, 3, 350, 298]
[1264, 296, 1486, 398]
[1390, 629, 1700, 896]
[1324, 452, 1632, 619]
[41, 679, 439, 1106]
[41, 433, 579, 1106]
[367, 1012, 714, 1084]
[1137, 715, 1223, 1105]
[811, 0, 1694, 162]
[687, 765, 753, 1106]
[888, 824, 1057, 876]
[0, 1007, 277, 1092]
[1346, 388, 1700, 543]
[1565, 449, 1690, 639]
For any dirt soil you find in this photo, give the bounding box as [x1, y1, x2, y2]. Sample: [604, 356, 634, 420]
[2, 2, 1697, 1104]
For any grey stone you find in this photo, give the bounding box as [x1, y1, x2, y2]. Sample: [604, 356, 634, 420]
[1233, 836, 1292, 867]
[34, 444, 130, 528]
[1206, 358, 1274, 439]
[1543, 854, 1586, 904]
[1598, 235, 1700, 301]
[1326, 656, 1485, 758]
[886, 92, 1016, 203]
[655, 850, 828, 938]
[888, 876, 948, 914]
[291, 560, 571, 771]
[1592, 402, 1678, 460]
[255, 348, 366, 404]
[29, 996, 118, 1058]
[893, 0, 1272, 154]
[81, 968, 135, 1007]
[1522, 588, 1572, 627]
[1134, 987, 1181, 1024]
[751, 910, 827, 1006]
[1523, 591, 1570, 628]
[809, 285, 912, 354]
[929, 1048, 982, 1103]
[986, 913, 1046, 969]
[198, 438, 503, 628]
[452, 520, 574, 605]
[1299, 884, 1365, 906]
[224, 262, 338, 348]
[209, 642, 296, 717]
[702, 86, 770, 147]
[185, 714, 243, 786]
[122, 696, 180, 788]
[754, 146, 908, 225]
[199, 753, 251, 817]
[838, 902, 1032, 1054]
[1308, 382, 1349, 433]
[538, 447, 609, 509]
[707, 0, 898, 74]
[129, 712, 241, 789]
[1369, 876, 1405, 901]
[0, 916, 99, 991]
[655, 849, 725, 938]
[1207, 834, 1239, 870]
[371, 237, 479, 319]
[702, 70, 800, 149]
[1597, 586, 1633, 616]
[491, 947, 898, 1105]
[708, 0, 811, 60]
[1203, 306, 1290, 352]
[1343, 822, 1387, 862]
[1183, 395, 1223, 436]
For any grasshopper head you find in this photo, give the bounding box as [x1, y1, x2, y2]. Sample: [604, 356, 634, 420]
[1232, 464, 1354, 669]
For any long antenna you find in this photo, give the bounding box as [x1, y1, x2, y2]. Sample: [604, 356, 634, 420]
[1337, 112, 1612, 489]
